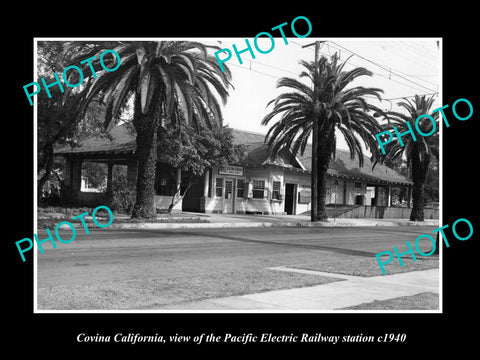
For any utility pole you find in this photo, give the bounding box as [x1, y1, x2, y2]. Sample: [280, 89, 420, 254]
[302, 41, 321, 222]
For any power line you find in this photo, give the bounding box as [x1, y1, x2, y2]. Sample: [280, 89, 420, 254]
[327, 41, 437, 93]
[369, 68, 435, 94]
[383, 92, 438, 102]
[316, 40, 438, 93]
[228, 62, 279, 79]
[294, 41, 438, 94]
[224, 41, 440, 105]
[228, 58, 437, 103]
[381, 48, 439, 77]
[379, 42, 440, 87]
[390, 73, 438, 77]
[392, 41, 439, 65]
[300, 45, 440, 102]
[247, 59, 300, 76]
[398, 40, 439, 62]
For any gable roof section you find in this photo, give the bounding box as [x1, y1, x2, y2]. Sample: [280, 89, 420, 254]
[55, 124, 136, 155]
[231, 128, 411, 185]
[238, 142, 305, 170]
[295, 145, 411, 185]
[55, 125, 411, 185]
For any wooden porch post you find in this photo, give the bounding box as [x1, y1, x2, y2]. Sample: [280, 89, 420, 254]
[203, 169, 210, 198]
[407, 186, 412, 208]
[387, 184, 392, 207]
[71, 159, 82, 193]
[106, 160, 114, 199]
[127, 157, 138, 186]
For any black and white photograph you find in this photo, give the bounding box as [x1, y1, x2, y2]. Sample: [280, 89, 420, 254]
[6, 7, 478, 354]
[34, 37, 442, 313]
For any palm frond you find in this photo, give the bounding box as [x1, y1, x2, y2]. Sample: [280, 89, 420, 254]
[263, 51, 385, 171]
[64, 39, 235, 143]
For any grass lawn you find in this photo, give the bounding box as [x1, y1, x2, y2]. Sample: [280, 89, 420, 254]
[290, 254, 439, 277]
[37, 269, 345, 310]
[340, 292, 439, 310]
[37, 206, 209, 229]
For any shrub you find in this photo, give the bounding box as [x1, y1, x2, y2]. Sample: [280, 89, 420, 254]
[39, 186, 62, 206]
[109, 176, 136, 214]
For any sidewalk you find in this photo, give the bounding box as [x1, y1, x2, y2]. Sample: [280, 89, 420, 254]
[107, 212, 439, 229]
[155, 267, 440, 311]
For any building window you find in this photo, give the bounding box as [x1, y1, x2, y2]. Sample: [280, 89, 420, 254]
[158, 178, 168, 195]
[298, 186, 311, 204]
[252, 180, 265, 199]
[272, 181, 281, 200]
[225, 180, 233, 199]
[354, 181, 362, 189]
[237, 179, 244, 198]
[215, 178, 223, 197]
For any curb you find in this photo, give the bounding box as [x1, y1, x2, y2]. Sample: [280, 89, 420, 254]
[105, 220, 439, 230]
[293, 221, 439, 228]
[42, 218, 439, 231]
[108, 222, 275, 229]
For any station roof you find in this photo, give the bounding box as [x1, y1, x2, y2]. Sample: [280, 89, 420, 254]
[230, 129, 412, 185]
[55, 125, 412, 186]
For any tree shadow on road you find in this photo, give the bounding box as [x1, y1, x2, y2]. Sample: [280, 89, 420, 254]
[146, 230, 379, 258]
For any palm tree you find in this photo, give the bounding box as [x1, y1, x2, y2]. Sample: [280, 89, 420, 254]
[262, 53, 385, 221]
[379, 94, 439, 221]
[63, 41, 232, 218]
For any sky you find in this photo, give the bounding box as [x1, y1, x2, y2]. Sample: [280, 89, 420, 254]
[204, 37, 441, 151]
[36, 37, 441, 153]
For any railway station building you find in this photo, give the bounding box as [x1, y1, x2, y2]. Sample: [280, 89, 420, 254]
[54, 125, 438, 219]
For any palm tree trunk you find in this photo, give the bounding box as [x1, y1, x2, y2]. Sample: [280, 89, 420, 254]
[410, 147, 429, 221]
[310, 43, 321, 222]
[316, 129, 334, 222]
[410, 182, 425, 221]
[316, 156, 330, 221]
[311, 116, 319, 222]
[131, 91, 162, 219]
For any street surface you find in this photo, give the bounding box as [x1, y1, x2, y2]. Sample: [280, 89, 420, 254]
[36, 226, 439, 309]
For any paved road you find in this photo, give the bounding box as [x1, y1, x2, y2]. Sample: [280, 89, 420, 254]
[37, 226, 436, 289]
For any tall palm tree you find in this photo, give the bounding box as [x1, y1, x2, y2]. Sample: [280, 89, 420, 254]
[262, 53, 385, 221]
[379, 94, 439, 221]
[63, 41, 232, 218]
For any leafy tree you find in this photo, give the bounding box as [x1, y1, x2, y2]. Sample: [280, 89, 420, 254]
[37, 41, 65, 74]
[378, 94, 439, 221]
[63, 41, 232, 218]
[37, 41, 80, 203]
[81, 162, 107, 190]
[424, 156, 439, 205]
[37, 41, 110, 204]
[157, 124, 240, 214]
[262, 53, 385, 221]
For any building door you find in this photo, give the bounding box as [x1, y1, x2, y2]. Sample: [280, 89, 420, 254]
[365, 186, 375, 206]
[224, 178, 235, 213]
[284, 183, 296, 215]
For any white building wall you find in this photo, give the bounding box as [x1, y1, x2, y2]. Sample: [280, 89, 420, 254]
[196, 165, 399, 215]
[154, 195, 182, 212]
